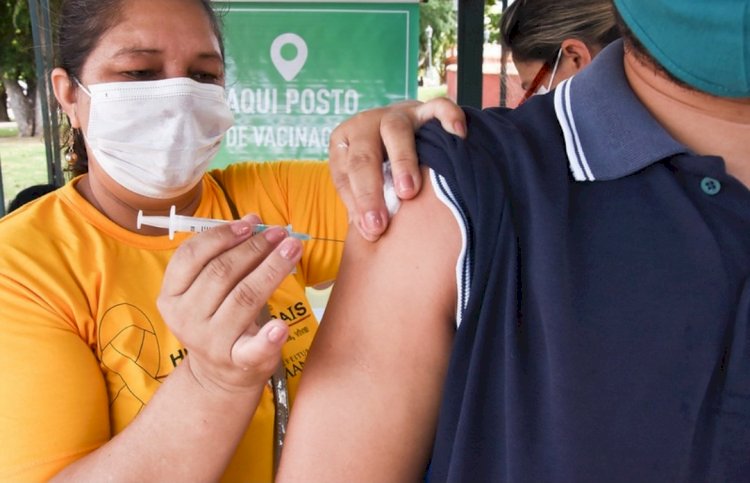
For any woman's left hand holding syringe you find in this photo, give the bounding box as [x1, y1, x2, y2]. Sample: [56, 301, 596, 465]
[158, 214, 301, 393]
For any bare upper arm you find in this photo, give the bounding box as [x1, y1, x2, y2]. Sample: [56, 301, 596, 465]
[277, 167, 461, 482]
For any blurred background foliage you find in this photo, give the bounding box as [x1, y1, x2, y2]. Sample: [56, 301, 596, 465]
[419, 0, 504, 81]
[0, 0, 42, 136]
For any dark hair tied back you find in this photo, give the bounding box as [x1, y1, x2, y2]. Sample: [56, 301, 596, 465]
[500, 0, 618, 63]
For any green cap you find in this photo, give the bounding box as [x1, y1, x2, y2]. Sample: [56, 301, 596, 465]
[614, 0, 750, 97]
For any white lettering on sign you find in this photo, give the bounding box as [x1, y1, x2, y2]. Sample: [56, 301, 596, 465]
[227, 88, 279, 114]
[285, 88, 359, 115]
[227, 88, 360, 116]
[225, 125, 333, 150]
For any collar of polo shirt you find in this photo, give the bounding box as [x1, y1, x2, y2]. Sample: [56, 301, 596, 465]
[553, 39, 687, 182]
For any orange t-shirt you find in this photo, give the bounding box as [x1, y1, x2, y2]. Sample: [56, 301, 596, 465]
[0, 161, 346, 481]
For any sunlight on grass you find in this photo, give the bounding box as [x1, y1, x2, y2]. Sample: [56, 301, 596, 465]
[0, 124, 20, 138]
[0, 135, 50, 210]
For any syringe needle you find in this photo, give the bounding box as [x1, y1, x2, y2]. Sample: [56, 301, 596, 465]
[307, 237, 345, 243]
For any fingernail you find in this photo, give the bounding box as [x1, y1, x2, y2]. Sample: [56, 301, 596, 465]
[396, 174, 415, 196]
[279, 238, 301, 260]
[355, 219, 376, 242]
[453, 121, 467, 138]
[268, 325, 287, 343]
[263, 227, 287, 243]
[231, 221, 251, 236]
[363, 211, 384, 234]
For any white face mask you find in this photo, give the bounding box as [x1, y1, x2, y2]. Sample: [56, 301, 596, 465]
[77, 77, 234, 199]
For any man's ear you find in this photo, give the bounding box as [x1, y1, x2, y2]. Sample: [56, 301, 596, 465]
[560, 39, 594, 72]
[51, 67, 81, 128]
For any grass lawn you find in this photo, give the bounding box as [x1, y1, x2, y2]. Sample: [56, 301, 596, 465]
[0, 123, 20, 138]
[0, 124, 50, 211]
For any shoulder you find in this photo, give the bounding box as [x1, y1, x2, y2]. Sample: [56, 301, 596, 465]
[211, 161, 332, 194]
[305, 166, 458, 388]
[415, 96, 567, 214]
[417, 96, 560, 176]
[0, 190, 77, 290]
[0, 189, 65, 243]
[343, 165, 459, 315]
[0, 182, 98, 267]
[214, 160, 330, 180]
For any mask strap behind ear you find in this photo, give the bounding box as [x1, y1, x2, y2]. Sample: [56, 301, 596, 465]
[546, 48, 563, 91]
[73, 77, 92, 97]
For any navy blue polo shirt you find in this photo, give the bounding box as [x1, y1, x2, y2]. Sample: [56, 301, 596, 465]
[417, 40, 750, 482]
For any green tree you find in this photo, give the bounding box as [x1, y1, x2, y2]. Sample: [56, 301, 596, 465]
[484, 0, 504, 44]
[0, 84, 10, 122]
[0, 0, 37, 136]
[419, 0, 508, 82]
[419, 0, 457, 80]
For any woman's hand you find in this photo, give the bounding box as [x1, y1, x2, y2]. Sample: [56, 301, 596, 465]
[329, 97, 466, 242]
[158, 215, 302, 394]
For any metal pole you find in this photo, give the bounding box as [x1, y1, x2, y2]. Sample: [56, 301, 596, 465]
[499, 0, 508, 107]
[456, 0, 485, 108]
[41, 0, 61, 185]
[426, 25, 433, 69]
[28, 0, 63, 187]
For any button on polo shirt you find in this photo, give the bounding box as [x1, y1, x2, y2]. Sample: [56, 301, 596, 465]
[701, 176, 722, 195]
[417, 39, 750, 482]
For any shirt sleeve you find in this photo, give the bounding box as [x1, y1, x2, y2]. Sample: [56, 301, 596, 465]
[0, 273, 111, 480]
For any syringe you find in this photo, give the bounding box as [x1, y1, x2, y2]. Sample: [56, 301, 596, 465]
[137, 205, 317, 241]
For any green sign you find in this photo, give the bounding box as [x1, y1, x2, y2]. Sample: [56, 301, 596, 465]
[211, 1, 420, 167]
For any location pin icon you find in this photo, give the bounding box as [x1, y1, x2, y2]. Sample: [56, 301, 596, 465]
[270, 33, 308, 82]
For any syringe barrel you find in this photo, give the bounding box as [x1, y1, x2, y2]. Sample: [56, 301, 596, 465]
[170, 214, 228, 239]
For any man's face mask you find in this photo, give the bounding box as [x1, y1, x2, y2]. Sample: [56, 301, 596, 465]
[76, 77, 234, 199]
[614, 0, 750, 98]
[520, 49, 562, 105]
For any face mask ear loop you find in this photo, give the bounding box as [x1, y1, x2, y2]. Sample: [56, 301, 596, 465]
[73, 77, 92, 97]
[546, 48, 563, 91]
[520, 62, 551, 105]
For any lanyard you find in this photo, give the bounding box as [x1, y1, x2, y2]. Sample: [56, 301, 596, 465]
[210, 172, 290, 475]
